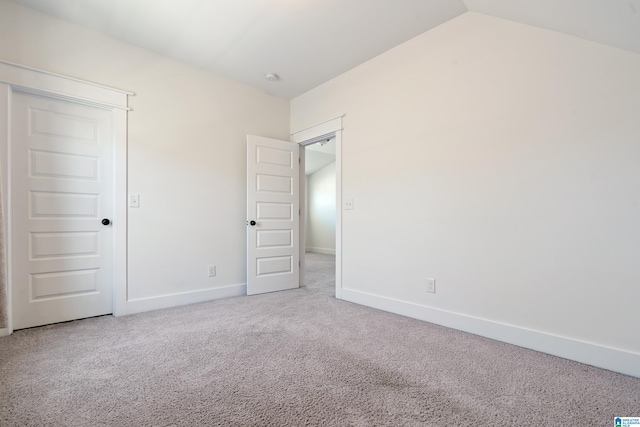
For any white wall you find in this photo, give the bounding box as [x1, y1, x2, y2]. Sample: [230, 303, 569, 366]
[306, 162, 336, 254]
[291, 12, 640, 375]
[0, 0, 290, 311]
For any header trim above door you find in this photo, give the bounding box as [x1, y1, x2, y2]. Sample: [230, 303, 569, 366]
[291, 116, 343, 144]
[0, 60, 133, 110]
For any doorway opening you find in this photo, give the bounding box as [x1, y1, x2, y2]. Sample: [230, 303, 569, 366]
[292, 115, 343, 299]
[301, 138, 336, 295]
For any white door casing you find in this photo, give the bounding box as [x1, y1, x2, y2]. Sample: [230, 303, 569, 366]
[0, 61, 130, 334]
[246, 135, 300, 295]
[11, 92, 114, 329]
[291, 116, 343, 299]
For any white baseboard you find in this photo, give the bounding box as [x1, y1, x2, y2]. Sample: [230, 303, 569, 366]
[125, 283, 246, 316]
[340, 288, 640, 379]
[0, 327, 9, 337]
[306, 247, 336, 255]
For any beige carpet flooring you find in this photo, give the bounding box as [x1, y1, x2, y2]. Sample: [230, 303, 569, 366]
[1, 252, 638, 426]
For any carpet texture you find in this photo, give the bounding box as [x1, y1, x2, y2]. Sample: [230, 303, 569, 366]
[1, 253, 638, 426]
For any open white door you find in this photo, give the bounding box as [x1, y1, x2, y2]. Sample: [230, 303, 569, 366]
[246, 135, 300, 295]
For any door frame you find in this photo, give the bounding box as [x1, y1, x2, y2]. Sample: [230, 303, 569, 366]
[291, 116, 343, 299]
[0, 60, 131, 335]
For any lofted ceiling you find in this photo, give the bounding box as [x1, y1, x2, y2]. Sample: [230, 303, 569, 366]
[10, 0, 640, 99]
[305, 138, 336, 175]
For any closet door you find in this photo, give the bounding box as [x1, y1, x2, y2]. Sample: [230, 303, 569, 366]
[11, 91, 114, 329]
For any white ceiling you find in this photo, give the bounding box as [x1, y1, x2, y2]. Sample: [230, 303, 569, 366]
[306, 138, 336, 156]
[305, 139, 336, 176]
[464, 0, 640, 55]
[11, 0, 640, 99]
[305, 151, 335, 176]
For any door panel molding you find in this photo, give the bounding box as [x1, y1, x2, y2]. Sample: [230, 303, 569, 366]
[247, 135, 300, 295]
[11, 92, 113, 329]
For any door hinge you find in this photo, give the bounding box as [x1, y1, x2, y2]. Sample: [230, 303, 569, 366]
[299, 157, 301, 164]
[299, 209, 301, 216]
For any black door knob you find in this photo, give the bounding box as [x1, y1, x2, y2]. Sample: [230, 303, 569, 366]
[249, 220, 256, 226]
[102, 218, 111, 226]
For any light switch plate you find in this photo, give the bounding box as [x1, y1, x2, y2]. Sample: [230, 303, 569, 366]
[426, 278, 436, 293]
[129, 194, 140, 208]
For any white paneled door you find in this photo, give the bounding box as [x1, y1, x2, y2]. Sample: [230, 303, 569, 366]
[11, 92, 113, 329]
[246, 135, 299, 295]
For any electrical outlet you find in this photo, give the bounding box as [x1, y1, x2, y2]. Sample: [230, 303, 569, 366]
[344, 198, 354, 210]
[208, 265, 216, 277]
[426, 278, 436, 293]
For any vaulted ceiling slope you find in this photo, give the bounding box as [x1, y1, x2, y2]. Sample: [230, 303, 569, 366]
[10, 0, 640, 99]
